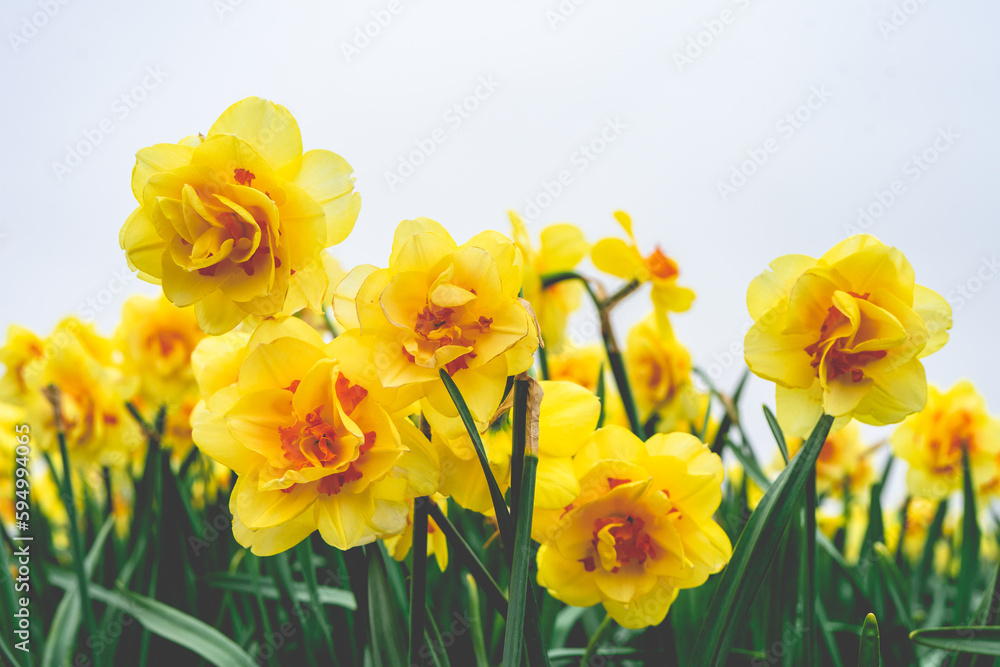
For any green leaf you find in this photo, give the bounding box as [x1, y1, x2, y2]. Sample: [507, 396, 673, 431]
[463, 574, 489, 667]
[912, 500, 948, 601]
[409, 497, 430, 665]
[816, 598, 845, 667]
[956, 445, 980, 621]
[47, 569, 255, 666]
[367, 545, 407, 667]
[439, 369, 513, 551]
[203, 573, 356, 609]
[551, 606, 590, 650]
[298, 540, 336, 656]
[42, 516, 114, 667]
[911, 628, 1000, 655]
[0, 632, 19, 667]
[503, 454, 539, 667]
[762, 404, 789, 464]
[858, 613, 881, 667]
[952, 560, 1000, 667]
[691, 413, 834, 667]
[873, 543, 913, 630]
[426, 503, 507, 618]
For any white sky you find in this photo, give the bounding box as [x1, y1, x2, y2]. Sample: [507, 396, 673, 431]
[3, 0, 999, 495]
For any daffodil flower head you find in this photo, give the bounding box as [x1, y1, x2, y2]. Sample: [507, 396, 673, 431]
[892, 380, 1000, 499]
[744, 234, 952, 438]
[333, 218, 540, 431]
[535, 426, 731, 629]
[509, 210, 589, 352]
[120, 97, 361, 334]
[190, 317, 437, 554]
[591, 211, 696, 331]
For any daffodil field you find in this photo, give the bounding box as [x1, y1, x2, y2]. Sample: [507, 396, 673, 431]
[4, 96, 1000, 666]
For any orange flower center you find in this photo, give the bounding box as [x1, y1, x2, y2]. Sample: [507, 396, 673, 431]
[645, 247, 678, 281]
[804, 294, 887, 383]
[408, 302, 493, 375]
[277, 373, 376, 496]
[579, 513, 656, 573]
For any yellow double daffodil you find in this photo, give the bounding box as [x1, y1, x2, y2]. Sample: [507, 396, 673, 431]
[191, 317, 437, 554]
[534, 426, 731, 628]
[745, 234, 952, 437]
[892, 380, 1000, 499]
[333, 218, 539, 434]
[120, 97, 360, 334]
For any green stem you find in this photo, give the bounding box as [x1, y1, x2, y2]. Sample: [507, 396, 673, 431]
[47, 386, 100, 666]
[409, 497, 430, 666]
[464, 574, 489, 667]
[509, 379, 529, 522]
[578, 614, 614, 667]
[502, 454, 538, 667]
[540, 271, 642, 435]
[427, 503, 507, 618]
[804, 472, 817, 666]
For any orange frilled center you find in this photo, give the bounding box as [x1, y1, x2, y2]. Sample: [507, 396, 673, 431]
[580, 512, 657, 573]
[406, 301, 493, 375]
[169, 167, 278, 279]
[276, 374, 375, 496]
[803, 293, 887, 383]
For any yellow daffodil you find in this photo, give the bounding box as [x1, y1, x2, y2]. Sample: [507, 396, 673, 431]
[115, 295, 204, 402]
[120, 97, 360, 334]
[383, 494, 450, 572]
[191, 317, 438, 554]
[546, 344, 605, 392]
[744, 235, 952, 438]
[0, 325, 46, 401]
[509, 211, 588, 352]
[784, 422, 876, 498]
[892, 381, 1000, 499]
[333, 219, 539, 433]
[437, 380, 600, 513]
[624, 315, 699, 432]
[591, 211, 695, 331]
[19, 318, 140, 469]
[535, 426, 731, 628]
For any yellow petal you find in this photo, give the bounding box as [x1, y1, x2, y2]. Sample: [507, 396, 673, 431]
[591, 238, 643, 281]
[207, 97, 303, 171]
[278, 149, 359, 246]
[533, 456, 580, 510]
[190, 394, 251, 474]
[316, 490, 376, 550]
[747, 254, 817, 320]
[390, 218, 456, 260]
[121, 208, 167, 277]
[537, 381, 600, 458]
[131, 143, 195, 203]
[912, 284, 952, 358]
[538, 224, 588, 273]
[536, 544, 603, 608]
[232, 509, 316, 556]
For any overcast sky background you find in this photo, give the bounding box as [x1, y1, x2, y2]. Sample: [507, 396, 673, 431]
[3, 0, 999, 500]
